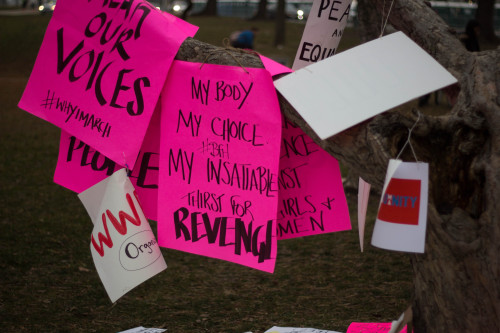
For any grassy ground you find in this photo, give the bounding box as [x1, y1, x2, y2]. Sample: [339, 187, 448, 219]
[0, 15, 413, 332]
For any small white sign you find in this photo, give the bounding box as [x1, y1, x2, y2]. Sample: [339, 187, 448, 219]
[275, 31, 458, 140]
[371, 159, 429, 253]
[292, 0, 353, 70]
[79, 169, 167, 303]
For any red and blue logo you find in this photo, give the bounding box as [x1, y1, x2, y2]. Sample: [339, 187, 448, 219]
[377, 178, 421, 225]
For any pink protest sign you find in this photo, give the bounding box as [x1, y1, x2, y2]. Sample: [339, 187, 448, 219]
[347, 322, 408, 333]
[54, 103, 162, 220]
[54, 131, 117, 192]
[18, 0, 197, 169]
[158, 60, 282, 273]
[277, 119, 351, 239]
[259, 54, 293, 77]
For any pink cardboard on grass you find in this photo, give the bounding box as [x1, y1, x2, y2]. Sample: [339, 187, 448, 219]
[347, 322, 408, 333]
[157, 60, 282, 273]
[54, 103, 163, 221]
[19, 0, 197, 169]
[277, 119, 351, 239]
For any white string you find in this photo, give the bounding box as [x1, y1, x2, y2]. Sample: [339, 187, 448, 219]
[396, 111, 421, 162]
[381, 0, 386, 37]
[380, 0, 396, 38]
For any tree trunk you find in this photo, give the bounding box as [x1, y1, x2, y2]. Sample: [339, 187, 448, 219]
[159, 0, 168, 12]
[198, 0, 217, 16]
[274, 0, 286, 47]
[175, 0, 500, 330]
[252, 0, 268, 20]
[351, 3, 499, 330]
[356, 0, 381, 42]
[476, 0, 498, 42]
[180, 0, 193, 21]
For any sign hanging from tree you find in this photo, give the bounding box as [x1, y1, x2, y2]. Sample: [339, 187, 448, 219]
[79, 169, 167, 303]
[19, 0, 197, 169]
[157, 60, 282, 273]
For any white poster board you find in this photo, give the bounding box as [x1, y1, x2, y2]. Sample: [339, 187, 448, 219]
[118, 327, 167, 333]
[292, 0, 353, 70]
[371, 159, 429, 253]
[275, 31, 458, 140]
[79, 169, 167, 302]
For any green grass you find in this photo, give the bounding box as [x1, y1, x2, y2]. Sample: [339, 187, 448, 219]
[0, 15, 413, 332]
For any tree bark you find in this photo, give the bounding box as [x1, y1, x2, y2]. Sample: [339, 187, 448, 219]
[198, 0, 217, 16]
[274, 0, 286, 47]
[175, 0, 500, 329]
[476, 0, 498, 42]
[180, 0, 193, 21]
[356, 0, 382, 42]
